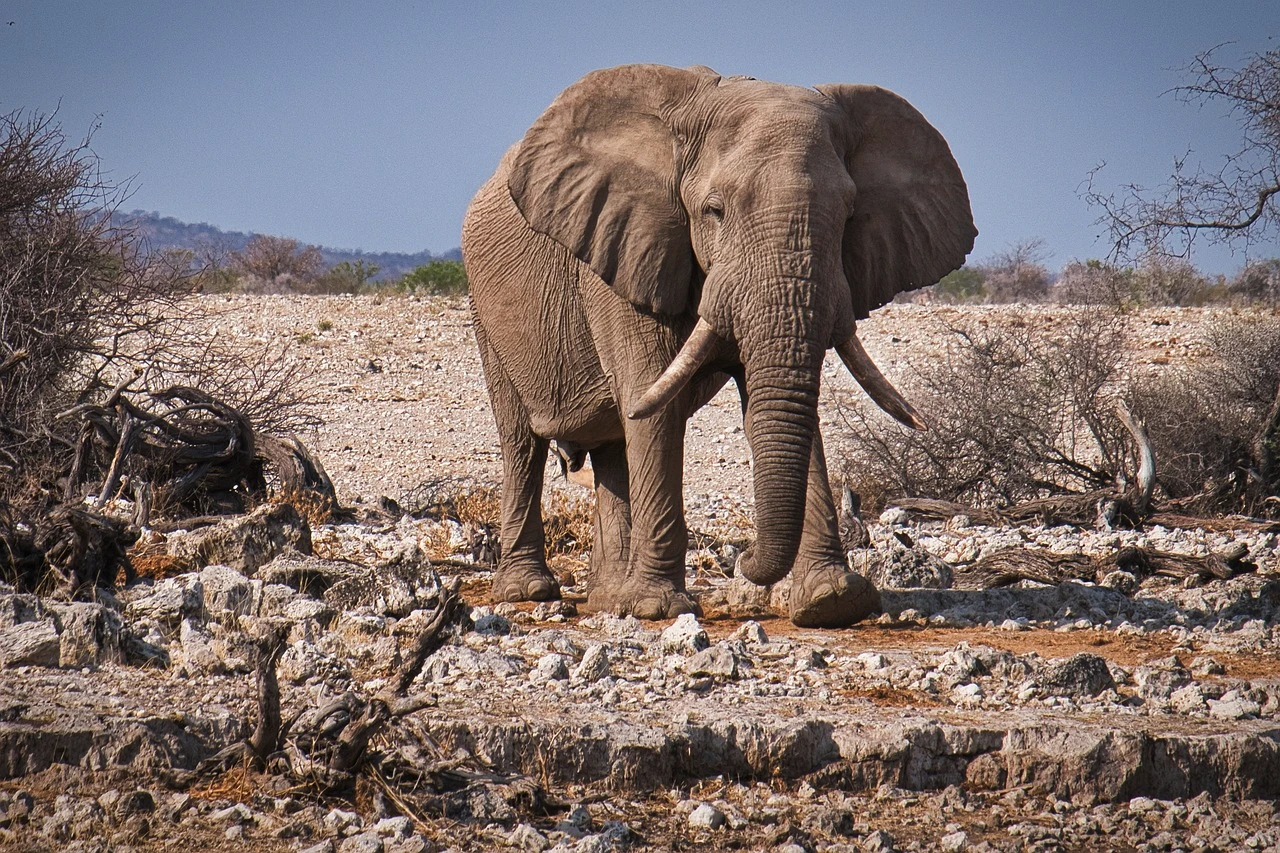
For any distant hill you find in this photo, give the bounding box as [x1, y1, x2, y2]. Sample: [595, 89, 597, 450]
[116, 210, 462, 280]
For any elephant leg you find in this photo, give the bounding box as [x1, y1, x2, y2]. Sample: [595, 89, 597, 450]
[474, 320, 560, 603]
[586, 441, 631, 591]
[787, 431, 880, 628]
[586, 410, 698, 620]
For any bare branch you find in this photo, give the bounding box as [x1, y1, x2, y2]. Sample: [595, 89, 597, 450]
[1084, 44, 1280, 262]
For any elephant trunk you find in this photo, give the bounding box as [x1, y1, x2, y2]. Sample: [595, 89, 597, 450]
[737, 336, 824, 587]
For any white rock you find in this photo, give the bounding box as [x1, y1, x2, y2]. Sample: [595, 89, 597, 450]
[687, 803, 725, 830]
[730, 620, 769, 645]
[572, 643, 610, 683]
[1208, 695, 1261, 720]
[879, 507, 910, 526]
[660, 613, 709, 654]
[0, 618, 60, 668]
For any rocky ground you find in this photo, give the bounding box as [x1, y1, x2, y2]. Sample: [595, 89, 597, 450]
[2, 296, 1279, 851]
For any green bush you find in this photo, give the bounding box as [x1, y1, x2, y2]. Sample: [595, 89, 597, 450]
[932, 267, 986, 303]
[309, 260, 380, 295]
[397, 260, 468, 296]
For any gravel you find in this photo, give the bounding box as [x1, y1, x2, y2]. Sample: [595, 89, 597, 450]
[1, 298, 1278, 851]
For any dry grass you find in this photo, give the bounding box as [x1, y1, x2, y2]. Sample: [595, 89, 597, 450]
[542, 490, 594, 557]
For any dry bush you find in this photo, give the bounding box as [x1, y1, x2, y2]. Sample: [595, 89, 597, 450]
[231, 235, 322, 284]
[981, 238, 1052, 303]
[1230, 259, 1280, 305]
[542, 490, 594, 558]
[1129, 313, 1280, 515]
[835, 309, 1132, 509]
[0, 110, 320, 516]
[401, 478, 500, 526]
[0, 110, 188, 505]
[1055, 260, 1140, 307]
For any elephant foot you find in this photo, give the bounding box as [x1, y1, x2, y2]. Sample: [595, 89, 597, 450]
[788, 565, 880, 628]
[587, 578, 701, 620]
[491, 564, 561, 603]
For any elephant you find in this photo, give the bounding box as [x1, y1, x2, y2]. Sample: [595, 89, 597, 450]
[461, 64, 976, 628]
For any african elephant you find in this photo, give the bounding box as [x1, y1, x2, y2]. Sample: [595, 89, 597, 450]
[462, 64, 975, 627]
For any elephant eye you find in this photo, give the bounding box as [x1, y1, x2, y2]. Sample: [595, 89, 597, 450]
[703, 195, 725, 222]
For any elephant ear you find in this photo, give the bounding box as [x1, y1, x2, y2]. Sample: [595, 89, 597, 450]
[509, 64, 716, 315]
[817, 84, 978, 319]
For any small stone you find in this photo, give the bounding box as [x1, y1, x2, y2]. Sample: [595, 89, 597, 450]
[472, 608, 511, 635]
[200, 564, 254, 618]
[688, 803, 725, 830]
[324, 808, 361, 832]
[0, 619, 60, 668]
[1100, 570, 1139, 595]
[554, 803, 592, 837]
[688, 644, 743, 679]
[1171, 683, 1207, 714]
[1191, 656, 1226, 676]
[1039, 653, 1116, 697]
[387, 835, 428, 853]
[340, 832, 384, 853]
[730, 620, 769, 645]
[660, 613, 709, 654]
[1209, 695, 1261, 720]
[857, 652, 889, 670]
[1128, 797, 1157, 814]
[571, 644, 610, 683]
[209, 803, 253, 824]
[998, 619, 1029, 632]
[879, 507, 910, 526]
[952, 682, 983, 703]
[863, 829, 896, 852]
[373, 816, 411, 840]
[940, 830, 968, 852]
[507, 822, 549, 852]
[533, 653, 570, 681]
[531, 600, 576, 621]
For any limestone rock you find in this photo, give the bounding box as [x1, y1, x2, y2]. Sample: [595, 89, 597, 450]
[687, 802, 725, 829]
[0, 619, 60, 667]
[50, 602, 123, 668]
[660, 613, 709, 654]
[168, 503, 311, 575]
[688, 643, 746, 679]
[1038, 653, 1116, 697]
[200, 564, 254, 619]
[0, 587, 43, 630]
[865, 544, 953, 590]
[572, 644, 611, 684]
[124, 576, 202, 628]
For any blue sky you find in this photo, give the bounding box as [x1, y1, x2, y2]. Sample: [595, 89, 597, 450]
[3, 1, 1277, 273]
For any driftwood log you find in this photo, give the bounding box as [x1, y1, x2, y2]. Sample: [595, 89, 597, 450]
[952, 543, 1253, 591]
[58, 383, 337, 520]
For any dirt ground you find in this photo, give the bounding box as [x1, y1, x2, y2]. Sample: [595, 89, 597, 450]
[3, 296, 1279, 852]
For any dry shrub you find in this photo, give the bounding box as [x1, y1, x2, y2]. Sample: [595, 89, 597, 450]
[835, 308, 1132, 508]
[0, 110, 319, 515]
[402, 478, 500, 526]
[542, 489, 593, 558]
[1129, 313, 1280, 515]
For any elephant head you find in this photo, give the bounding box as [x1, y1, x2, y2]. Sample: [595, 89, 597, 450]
[508, 64, 976, 586]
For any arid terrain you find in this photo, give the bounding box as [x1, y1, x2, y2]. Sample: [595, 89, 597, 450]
[2, 296, 1278, 852]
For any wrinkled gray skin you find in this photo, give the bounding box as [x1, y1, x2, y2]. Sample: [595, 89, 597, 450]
[462, 64, 976, 627]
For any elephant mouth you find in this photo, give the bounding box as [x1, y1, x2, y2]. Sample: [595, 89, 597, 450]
[628, 318, 925, 431]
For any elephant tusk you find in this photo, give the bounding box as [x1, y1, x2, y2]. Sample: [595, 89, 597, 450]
[835, 331, 927, 431]
[628, 318, 721, 419]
